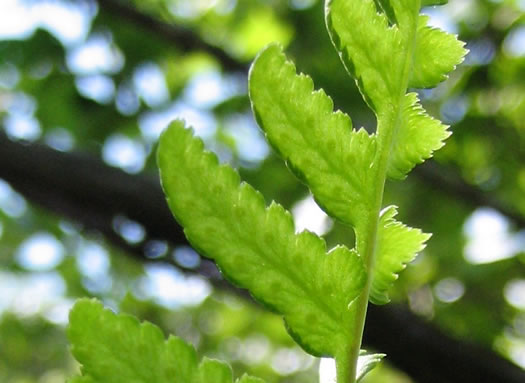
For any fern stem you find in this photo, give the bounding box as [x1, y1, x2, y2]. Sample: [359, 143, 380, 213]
[336, 209, 381, 383]
[335, 3, 421, 382]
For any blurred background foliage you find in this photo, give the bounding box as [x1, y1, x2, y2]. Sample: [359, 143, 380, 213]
[0, 0, 524, 382]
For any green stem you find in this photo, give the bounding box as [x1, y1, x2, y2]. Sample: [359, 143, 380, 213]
[336, 209, 381, 383]
[334, 3, 420, 382]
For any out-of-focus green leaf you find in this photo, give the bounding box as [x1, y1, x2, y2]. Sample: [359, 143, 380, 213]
[68, 299, 265, 383]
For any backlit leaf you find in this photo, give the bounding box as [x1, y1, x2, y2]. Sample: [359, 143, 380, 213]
[356, 350, 386, 382]
[409, 15, 467, 88]
[198, 358, 233, 383]
[370, 206, 431, 304]
[327, 0, 466, 178]
[249, 44, 376, 227]
[326, 0, 404, 113]
[387, 92, 451, 180]
[158, 121, 366, 357]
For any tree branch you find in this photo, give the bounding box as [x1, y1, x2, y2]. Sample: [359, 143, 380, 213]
[96, 0, 247, 72]
[365, 304, 525, 383]
[0, 133, 523, 382]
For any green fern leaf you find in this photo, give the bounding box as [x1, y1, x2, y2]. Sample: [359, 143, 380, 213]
[326, 0, 404, 113]
[356, 351, 386, 382]
[158, 121, 366, 357]
[249, 44, 376, 226]
[370, 206, 431, 305]
[68, 299, 262, 383]
[152, 1, 465, 380]
[387, 92, 451, 179]
[326, 0, 466, 177]
[409, 15, 467, 88]
[198, 358, 234, 383]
